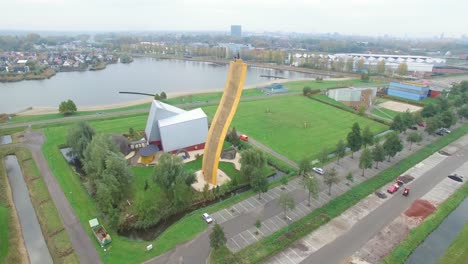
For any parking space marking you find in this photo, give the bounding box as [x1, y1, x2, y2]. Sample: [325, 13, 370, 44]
[247, 229, 259, 241]
[264, 192, 276, 200]
[239, 202, 250, 211]
[230, 237, 242, 250]
[275, 215, 287, 225]
[295, 204, 307, 215]
[283, 250, 296, 264]
[216, 213, 227, 222]
[267, 218, 280, 229]
[245, 199, 256, 208]
[224, 208, 233, 217]
[239, 232, 250, 244]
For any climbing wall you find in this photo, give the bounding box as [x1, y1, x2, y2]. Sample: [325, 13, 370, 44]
[202, 59, 247, 185]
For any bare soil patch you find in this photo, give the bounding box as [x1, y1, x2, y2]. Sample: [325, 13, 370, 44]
[379, 101, 422, 113]
[404, 199, 436, 220]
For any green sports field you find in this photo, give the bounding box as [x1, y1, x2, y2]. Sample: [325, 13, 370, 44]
[203, 95, 388, 162]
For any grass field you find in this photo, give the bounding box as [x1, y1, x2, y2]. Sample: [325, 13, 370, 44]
[283, 79, 384, 92]
[40, 112, 278, 263]
[202, 95, 388, 162]
[436, 223, 468, 264]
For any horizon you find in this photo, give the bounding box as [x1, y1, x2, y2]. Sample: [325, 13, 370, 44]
[1, 0, 467, 39]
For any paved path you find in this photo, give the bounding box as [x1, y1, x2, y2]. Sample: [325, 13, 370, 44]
[266, 134, 468, 264]
[19, 130, 101, 264]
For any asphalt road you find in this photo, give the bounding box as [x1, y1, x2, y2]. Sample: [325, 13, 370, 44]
[299, 137, 468, 264]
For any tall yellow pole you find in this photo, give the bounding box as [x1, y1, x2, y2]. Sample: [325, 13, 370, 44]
[202, 59, 247, 185]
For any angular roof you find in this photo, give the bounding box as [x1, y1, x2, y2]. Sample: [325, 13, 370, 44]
[158, 108, 207, 127]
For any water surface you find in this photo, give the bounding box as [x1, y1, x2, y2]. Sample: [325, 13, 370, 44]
[0, 58, 320, 113]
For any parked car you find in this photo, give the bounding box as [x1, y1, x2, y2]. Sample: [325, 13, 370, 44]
[448, 174, 463, 182]
[202, 213, 213, 223]
[440, 128, 451, 134]
[387, 183, 400, 194]
[313, 167, 324, 175]
[417, 123, 425, 127]
[375, 190, 388, 199]
[410, 125, 418, 130]
[239, 134, 249, 141]
[436, 128, 448, 136]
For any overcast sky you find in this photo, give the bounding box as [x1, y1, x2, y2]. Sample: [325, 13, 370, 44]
[2, 0, 467, 37]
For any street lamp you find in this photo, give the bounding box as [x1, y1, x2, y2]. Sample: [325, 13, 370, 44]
[286, 215, 292, 234]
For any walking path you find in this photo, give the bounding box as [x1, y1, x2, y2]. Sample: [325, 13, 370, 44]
[266, 134, 468, 264]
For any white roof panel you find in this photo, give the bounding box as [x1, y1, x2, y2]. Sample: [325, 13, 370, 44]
[158, 108, 207, 127]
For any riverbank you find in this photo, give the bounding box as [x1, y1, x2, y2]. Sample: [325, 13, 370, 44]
[0, 68, 56, 83]
[15, 76, 324, 116]
[134, 54, 358, 78]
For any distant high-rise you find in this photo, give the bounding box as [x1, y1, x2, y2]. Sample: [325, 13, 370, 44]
[231, 25, 242, 37]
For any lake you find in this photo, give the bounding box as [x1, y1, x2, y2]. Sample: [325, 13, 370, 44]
[0, 58, 321, 113]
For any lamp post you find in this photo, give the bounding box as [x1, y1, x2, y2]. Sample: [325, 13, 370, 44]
[286, 215, 292, 234]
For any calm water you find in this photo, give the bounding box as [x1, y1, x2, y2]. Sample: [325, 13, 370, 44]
[406, 198, 468, 264]
[0, 58, 320, 113]
[5, 155, 53, 264]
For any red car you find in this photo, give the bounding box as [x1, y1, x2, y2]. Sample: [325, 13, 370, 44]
[387, 183, 400, 194]
[417, 123, 425, 127]
[239, 134, 249, 141]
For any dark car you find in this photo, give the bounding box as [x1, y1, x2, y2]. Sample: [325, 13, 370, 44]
[448, 174, 463, 182]
[410, 126, 418, 130]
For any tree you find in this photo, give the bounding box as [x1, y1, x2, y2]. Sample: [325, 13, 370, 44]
[425, 116, 443, 135]
[377, 60, 386, 75]
[406, 132, 422, 150]
[390, 114, 406, 134]
[335, 140, 346, 165]
[361, 126, 374, 148]
[458, 105, 468, 120]
[345, 57, 354, 72]
[436, 97, 450, 112]
[323, 167, 339, 195]
[318, 147, 329, 167]
[302, 175, 319, 206]
[401, 110, 415, 131]
[251, 169, 268, 199]
[227, 127, 240, 146]
[154, 93, 160, 100]
[396, 63, 408, 76]
[153, 153, 195, 209]
[421, 104, 438, 118]
[278, 192, 295, 218]
[359, 148, 373, 176]
[303, 86, 312, 96]
[83, 134, 119, 184]
[298, 156, 313, 177]
[356, 58, 365, 72]
[383, 133, 403, 161]
[347, 122, 362, 158]
[66, 121, 95, 161]
[372, 143, 385, 169]
[59, 99, 77, 115]
[240, 149, 267, 181]
[440, 110, 457, 128]
[210, 224, 226, 250]
[160, 91, 167, 100]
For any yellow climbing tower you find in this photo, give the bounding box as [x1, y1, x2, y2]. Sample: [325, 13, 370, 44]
[202, 59, 247, 185]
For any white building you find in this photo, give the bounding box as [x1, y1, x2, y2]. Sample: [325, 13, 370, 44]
[144, 100, 208, 152]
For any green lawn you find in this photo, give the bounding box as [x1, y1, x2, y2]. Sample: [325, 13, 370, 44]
[283, 79, 384, 92]
[437, 223, 468, 264]
[0, 205, 8, 263]
[163, 88, 265, 105]
[203, 95, 388, 162]
[40, 114, 275, 263]
[372, 107, 400, 120]
[7, 102, 152, 124]
[311, 94, 355, 111]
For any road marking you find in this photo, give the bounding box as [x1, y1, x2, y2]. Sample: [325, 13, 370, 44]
[224, 208, 233, 217]
[283, 250, 296, 264]
[290, 248, 302, 259]
[275, 215, 287, 225]
[295, 204, 307, 215]
[239, 232, 250, 244]
[264, 192, 275, 200]
[268, 218, 280, 229]
[247, 229, 259, 241]
[274, 255, 287, 264]
[245, 199, 256, 208]
[239, 202, 250, 212]
[216, 213, 227, 222]
[230, 237, 242, 250]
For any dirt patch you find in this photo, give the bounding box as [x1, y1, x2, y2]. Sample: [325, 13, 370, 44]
[379, 100, 422, 113]
[399, 175, 414, 184]
[405, 199, 436, 220]
[292, 242, 309, 252]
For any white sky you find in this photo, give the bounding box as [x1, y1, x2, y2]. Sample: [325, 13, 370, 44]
[2, 0, 467, 37]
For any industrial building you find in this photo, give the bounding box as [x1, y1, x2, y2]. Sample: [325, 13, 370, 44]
[231, 25, 242, 37]
[326, 87, 377, 109]
[144, 100, 208, 152]
[387, 82, 430, 101]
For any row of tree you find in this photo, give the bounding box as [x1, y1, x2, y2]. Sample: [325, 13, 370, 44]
[67, 122, 133, 228]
